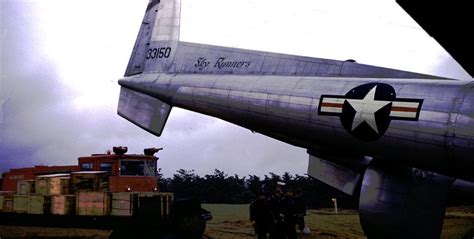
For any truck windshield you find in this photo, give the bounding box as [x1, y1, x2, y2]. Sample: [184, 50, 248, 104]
[100, 163, 113, 173]
[120, 160, 156, 176]
[81, 163, 93, 171]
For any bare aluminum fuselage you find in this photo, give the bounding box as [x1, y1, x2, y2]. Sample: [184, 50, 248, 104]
[120, 72, 474, 181]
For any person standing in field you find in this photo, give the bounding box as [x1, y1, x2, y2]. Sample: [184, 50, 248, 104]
[281, 190, 297, 239]
[267, 188, 284, 239]
[250, 192, 273, 239]
[293, 189, 310, 235]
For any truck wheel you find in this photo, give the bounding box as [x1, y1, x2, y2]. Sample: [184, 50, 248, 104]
[175, 214, 206, 238]
[109, 228, 135, 239]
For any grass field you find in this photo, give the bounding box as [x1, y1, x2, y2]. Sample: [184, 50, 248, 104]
[0, 205, 473, 238]
[202, 204, 474, 239]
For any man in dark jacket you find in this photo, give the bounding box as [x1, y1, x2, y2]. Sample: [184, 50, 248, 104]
[281, 190, 297, 239]
[250, 192, 272, 239]
[293, 189, 307, 233]
[267, 188, 284, 239]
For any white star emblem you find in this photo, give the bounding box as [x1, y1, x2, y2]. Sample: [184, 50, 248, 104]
[346, 86, 391, 134]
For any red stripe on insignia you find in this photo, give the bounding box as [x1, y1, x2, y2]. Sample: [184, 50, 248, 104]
[391, 106, 418, 112]
[321, 102, 343, 108]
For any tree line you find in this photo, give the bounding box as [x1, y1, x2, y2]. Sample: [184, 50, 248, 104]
[158, 169, 357, 209]
[158, 169, 473, 208]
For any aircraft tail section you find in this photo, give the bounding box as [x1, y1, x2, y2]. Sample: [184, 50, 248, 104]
[124, 0, 446, 79]
[118, 86, 171, 137]
[118, 0, 450, 137]
[120, 0, 179, 136]
[124, 0, 181, 76]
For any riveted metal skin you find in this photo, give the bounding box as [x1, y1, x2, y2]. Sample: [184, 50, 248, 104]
[119, 0, 473, 184]
[120, 73, 474, 181]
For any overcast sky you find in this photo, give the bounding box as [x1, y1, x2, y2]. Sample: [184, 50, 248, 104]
[0, 0, 470, 178]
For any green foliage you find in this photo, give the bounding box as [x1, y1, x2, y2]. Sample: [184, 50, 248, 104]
[158, 169, 357, 208]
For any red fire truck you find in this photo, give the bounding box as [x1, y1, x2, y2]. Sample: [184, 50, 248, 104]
[2, 146, 161, 193]
[0, 147, 211, 239]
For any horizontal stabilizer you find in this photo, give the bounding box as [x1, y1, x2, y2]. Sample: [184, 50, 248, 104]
[118, 87, 171, 136]
[307, 153, 363, 196]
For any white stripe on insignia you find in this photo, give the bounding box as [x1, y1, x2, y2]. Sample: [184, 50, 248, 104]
[320, 97, 345, 113]
[322, 98, 346, 104]
[389, 111, 418, 118]
[391, 101, 420, 108]
[321, 106, 343, 113]
[389, 101, 420, 119]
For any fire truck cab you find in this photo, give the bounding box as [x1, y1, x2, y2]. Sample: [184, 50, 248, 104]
[77, 147, 161, 192]
[0, 146, 211, 238]
[1, 147, 162, 193]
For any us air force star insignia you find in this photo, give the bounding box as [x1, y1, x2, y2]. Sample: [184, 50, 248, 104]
[346, 86, 390, 134]
[318, 83, 424, 141]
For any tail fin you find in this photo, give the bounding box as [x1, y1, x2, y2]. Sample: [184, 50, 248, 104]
[119, 0, 180, 136]
[124, 0, 181, 76]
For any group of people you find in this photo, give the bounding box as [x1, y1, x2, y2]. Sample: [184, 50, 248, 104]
[249, 187, 309, 239]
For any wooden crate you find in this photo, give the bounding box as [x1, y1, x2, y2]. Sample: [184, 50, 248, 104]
[51, 195, 75, 215]
[17, 180, 35, 195]
[1, 193, 14, 212]
[13, 195, 29, 213]
[137, 192, 173, 217]
[3, 196, 13, 212]
[111, 192, 133, 216]
[28, 195, 51, 214]
[35, 174, 70, 196]
[76, 192, 110, 216]
[71, 171, 108, 192]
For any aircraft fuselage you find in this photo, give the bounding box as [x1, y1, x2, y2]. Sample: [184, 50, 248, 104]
[120, 72, 474, 181]
[117, 1, 474, 237]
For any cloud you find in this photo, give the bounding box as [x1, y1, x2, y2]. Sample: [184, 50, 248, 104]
[1, 1, 73, 171]
[0, 0, 307, 178]
[0, 1, 143, 172]
[157, 109, 307, 177]
[432, 55, 471, 80]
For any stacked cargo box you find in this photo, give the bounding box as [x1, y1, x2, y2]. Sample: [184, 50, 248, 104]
[4, 172, 112, 216]
[36, 174, 75, 215]
[7, 174, 71, 214]
[134, 192, 173, 217]
[71, 171, 108, 192]
[13, 194, 29, 213]
[28, 195, 51, 214]
[0, 191, 14, 212]
[2, 170, 173, 218]
[17, 180, 35, 195]
[51, 194, 75, 215]
[71, 171, 110, 216]
[33, 174, 71, 214]
[110, 192, 173, 217]
[36, 174, 70, 195]
[110, 192, 133, 216]
[11, 180, 35, 213]
[76, 191, 110, 216]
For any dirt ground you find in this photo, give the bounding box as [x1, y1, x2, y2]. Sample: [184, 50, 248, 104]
[0, 226, 111, 239]
[0, 205, 473, 238]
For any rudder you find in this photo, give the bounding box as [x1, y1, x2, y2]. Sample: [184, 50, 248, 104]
[124, 0, 181, 76]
